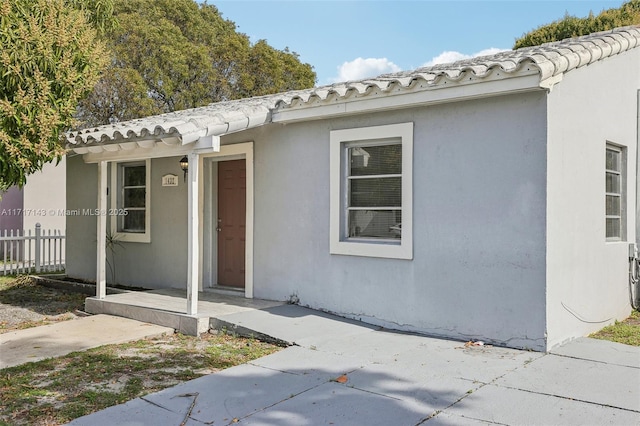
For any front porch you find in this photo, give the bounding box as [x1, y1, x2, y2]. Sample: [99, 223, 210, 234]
[87, 142, 256, 319]
[84, 288, 284, 336]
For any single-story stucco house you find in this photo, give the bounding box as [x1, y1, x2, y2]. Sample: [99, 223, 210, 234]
[65, 27, 640, 352]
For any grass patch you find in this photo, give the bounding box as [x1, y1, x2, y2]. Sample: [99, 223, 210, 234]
[590, 310, 640, 346]
[0, 275, 17, 289]
[0, 333, 281, 425]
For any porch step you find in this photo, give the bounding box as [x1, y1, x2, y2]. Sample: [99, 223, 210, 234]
[85, 298, 210, 336]
[83, 288, 285, 337]
[205, 285, 245, 297]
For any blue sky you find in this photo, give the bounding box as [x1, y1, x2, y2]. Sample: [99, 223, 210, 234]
[212, 0, 627, 85]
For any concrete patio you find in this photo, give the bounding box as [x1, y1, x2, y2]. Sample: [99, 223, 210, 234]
[84, 288, 286, 336]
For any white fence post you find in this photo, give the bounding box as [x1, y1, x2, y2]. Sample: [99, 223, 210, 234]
[35, 223, 41, 273]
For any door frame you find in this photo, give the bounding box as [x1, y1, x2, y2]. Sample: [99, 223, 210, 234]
[201, 142, 254, 298]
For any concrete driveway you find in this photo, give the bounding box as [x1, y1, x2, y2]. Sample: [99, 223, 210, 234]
[67, 304, 640, 426]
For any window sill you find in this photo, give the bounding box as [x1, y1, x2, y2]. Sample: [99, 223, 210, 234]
[330, 239, 412, 260]
[112, 231, 150, 244]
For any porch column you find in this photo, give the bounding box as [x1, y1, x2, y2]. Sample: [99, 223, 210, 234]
[96, 161, 107, 299]
[187, 152, 200, 315]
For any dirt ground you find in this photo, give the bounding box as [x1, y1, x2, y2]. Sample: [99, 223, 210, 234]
[0, 276, 87, 333]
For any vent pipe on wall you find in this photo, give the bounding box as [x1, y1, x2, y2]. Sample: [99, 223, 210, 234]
[630, 243, 639, 309]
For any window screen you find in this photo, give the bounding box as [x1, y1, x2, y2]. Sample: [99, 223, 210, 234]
[605, 146, 623, 240]
[120, 164, 146, 233]
[346, 143, 402, 240]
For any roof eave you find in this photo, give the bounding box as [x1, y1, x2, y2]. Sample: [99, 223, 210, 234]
[67, 109, 272, 157]
[273, 71, 544, 124]
[77, 134, 221, 164]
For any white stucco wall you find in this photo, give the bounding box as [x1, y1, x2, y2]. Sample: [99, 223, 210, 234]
[22, 156, 66, 232]
[546, 49, 640, 348]
[0, 158, 66, 234]
[224, 91, 549, 350]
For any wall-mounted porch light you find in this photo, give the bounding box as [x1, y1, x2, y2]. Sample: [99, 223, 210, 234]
[179, 156, 189, 181]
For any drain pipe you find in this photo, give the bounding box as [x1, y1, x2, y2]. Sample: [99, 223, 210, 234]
[631, 244, 639, 310]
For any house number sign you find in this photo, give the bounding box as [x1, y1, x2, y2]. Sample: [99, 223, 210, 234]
[162, 174, 179, 186]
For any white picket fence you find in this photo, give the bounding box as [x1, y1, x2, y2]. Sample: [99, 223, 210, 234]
[0, 224, 65, 275]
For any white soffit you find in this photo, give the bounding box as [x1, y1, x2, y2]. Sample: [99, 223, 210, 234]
[66, 26, 639, 154]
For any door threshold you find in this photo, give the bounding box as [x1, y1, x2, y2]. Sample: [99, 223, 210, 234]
[205, 285, 245, 297]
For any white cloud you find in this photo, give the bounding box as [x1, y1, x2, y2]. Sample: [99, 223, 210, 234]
[333, 57, 401, 82]
[326, 48, 511, 85]
[422, 47, 509, 67]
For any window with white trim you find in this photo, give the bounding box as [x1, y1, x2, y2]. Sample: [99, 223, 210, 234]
[330, 123, 413, 259]
[111, 159, 151, 243]
[605, 144, 625, 241]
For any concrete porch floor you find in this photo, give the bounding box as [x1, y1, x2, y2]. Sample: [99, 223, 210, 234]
[84, 288, 285, 336]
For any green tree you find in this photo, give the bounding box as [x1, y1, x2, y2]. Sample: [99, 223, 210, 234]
[0, 0, 112, 189]
[78, 0, 316, 126]
[514, 0, 640, 49]
[240, 41, 317, 98]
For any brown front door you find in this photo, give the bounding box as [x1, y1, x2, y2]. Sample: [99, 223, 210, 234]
[217, 159, 246, 288]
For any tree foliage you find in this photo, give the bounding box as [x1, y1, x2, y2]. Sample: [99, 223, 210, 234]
[514, 0, 640, 49]
[0, 0, 111, 188]
[78, 0, 316, 127]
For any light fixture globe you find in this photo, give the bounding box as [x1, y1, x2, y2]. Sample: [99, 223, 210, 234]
[179, 156, 189, 181]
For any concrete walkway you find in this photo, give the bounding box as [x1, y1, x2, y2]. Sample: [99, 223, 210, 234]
[0, 314, 173, 369]
[66, 305, 640, 426]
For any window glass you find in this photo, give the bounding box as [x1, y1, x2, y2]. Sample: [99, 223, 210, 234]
[120, 163, 146, 233]
[348, 210, 401, 239]
[349, 177, 402, 208]
[605, 173, 620, 193]
[605, 145, 624, 241]
[124, 166, 145, 186]
[123, 188, 146, 208]
[346, 143, 402, 241]
[349, 145, 402, 176]
[606, 218, 621, 239]
[605, 149, 620, 172]
[123, 210, 145, 232]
